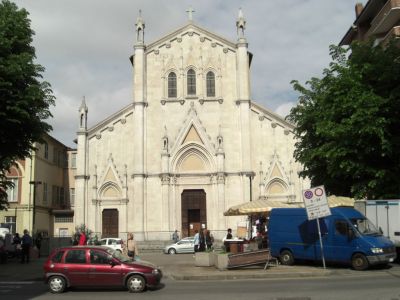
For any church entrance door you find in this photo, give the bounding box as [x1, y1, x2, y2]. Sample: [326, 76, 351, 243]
[181, 190, 206, 237]
[102, 209, 118, 238]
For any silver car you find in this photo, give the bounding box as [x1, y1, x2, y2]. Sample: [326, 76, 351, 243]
[164, 237, 195, 254]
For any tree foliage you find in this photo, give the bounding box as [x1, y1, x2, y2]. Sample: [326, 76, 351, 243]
[0, 0, 54, 210]
[288, 40, 400, 199]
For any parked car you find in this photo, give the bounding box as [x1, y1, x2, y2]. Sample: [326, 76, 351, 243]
[164, 237, 194, 254]
[99, 238, 124, 252]
[43, 246, 162, 293]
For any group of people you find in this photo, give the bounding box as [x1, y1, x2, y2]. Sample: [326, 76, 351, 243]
[193, 229, 214, 252]
[10, 229, 41, 263]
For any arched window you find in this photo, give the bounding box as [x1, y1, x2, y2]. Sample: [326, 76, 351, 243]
[187, 69, 196, 95]
[206, 71, 215, 97]
[168, 72, 177, 98]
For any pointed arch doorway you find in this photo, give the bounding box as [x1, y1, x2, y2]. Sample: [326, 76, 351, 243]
[181, 189, 206, 237]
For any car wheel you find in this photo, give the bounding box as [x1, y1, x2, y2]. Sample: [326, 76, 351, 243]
[168, 248, 176, 255]
[127, 274, 146, 293]
[279, 250, 294, 266]
[352, 253, 369, 271]
[48, 275, 66, 294]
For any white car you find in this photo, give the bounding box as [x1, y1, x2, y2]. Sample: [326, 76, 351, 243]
[164, 237, 195, 254]
[99, 238, 124, 252]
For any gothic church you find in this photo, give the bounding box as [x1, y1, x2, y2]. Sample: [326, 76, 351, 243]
[74, 9, 309, 240]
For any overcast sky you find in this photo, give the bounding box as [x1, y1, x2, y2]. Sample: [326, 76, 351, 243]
[14, 0, 366, 148]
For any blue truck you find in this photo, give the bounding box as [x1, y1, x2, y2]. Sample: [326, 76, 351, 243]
[269, 207, 396, 270]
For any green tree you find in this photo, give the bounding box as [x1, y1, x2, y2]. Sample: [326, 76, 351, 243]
[288, 40, 400, 199]
[0, 0, 54, 210]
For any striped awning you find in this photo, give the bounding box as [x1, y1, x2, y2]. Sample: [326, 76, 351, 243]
[223, 195, 354, 216]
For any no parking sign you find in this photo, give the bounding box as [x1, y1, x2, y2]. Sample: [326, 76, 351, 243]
[302, 185, 331, 220]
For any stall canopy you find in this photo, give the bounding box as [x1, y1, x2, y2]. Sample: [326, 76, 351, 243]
[223, 196, 354, 216]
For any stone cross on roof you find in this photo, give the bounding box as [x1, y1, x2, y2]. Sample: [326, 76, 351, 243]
[186, 6, 195, 22]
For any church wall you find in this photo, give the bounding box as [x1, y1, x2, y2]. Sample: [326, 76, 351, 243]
[85, 113, 136, 236]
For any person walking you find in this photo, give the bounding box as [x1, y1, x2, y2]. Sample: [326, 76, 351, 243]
[199, 229, 206, 252]
[78, 229, 86, 245]
[35, 233, 42, 258]
[21, 229, 32, 264]
[172, 230, 179, 243]
[205, 230, 214, 250]
[126, 233, 139, 260]
[193, 230, 200, 254]
[12, 233, 22, 259]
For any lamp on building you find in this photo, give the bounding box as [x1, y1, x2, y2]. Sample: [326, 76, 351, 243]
[29, 181, 42, 234]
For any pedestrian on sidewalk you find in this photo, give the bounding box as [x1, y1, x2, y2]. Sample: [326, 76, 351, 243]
[35, 233, 42, 258]
[12, 233, 22, 259]
[205, 230, 214, 250]
[172, 230, 179, 243]
[193, 230, 200, 254]
[78, 229, 86, 245]
[199, 229, 206, 252]
[21, 229, 32, 264]
[126, 232, 139, 260]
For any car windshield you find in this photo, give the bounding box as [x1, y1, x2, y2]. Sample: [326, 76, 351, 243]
[106, 248, 132, 263]
[350, 218, 381, 236]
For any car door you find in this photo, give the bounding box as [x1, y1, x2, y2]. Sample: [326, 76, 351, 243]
[64, 249, 90, 286]
[89, 249, 122, 286]
[325, 219, 357, 263]
[179, 238, 194, 253]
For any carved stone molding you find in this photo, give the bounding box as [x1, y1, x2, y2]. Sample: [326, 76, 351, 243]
[96, 133, 102, 139]
[160, 174, 170, 184]
[177, 37, 182, 43]
[121, 118, 126, 124]
[154, 50, 159, 55]
[200, 36, 205, 42]
[217, 174, 225, 184]
[223, 48, 228, 53]
[199, 98, 223, 105]
[160, 98, 186, 105]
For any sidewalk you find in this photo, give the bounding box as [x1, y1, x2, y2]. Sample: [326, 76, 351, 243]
[0, 252, 399, 282]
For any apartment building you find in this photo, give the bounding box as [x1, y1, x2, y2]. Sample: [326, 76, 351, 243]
[1, 134, 76, 237]
[340, 0, 400, 46]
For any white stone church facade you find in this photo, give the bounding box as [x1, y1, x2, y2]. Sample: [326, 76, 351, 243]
[74, 10, 309, 241]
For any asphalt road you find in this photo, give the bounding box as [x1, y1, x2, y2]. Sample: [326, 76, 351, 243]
[2, 272, 400, 300]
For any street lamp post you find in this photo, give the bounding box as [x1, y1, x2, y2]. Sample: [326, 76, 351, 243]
[29, 181, 42, 234]
[246, 172, 255, 239]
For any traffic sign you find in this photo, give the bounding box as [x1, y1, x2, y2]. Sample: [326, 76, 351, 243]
[302, 185, 331, 220]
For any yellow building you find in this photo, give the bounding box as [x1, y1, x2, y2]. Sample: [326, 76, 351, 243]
[340, 0, 400, 46]
[1, 134, 75, 237]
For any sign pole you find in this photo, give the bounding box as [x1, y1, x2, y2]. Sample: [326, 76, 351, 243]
[316, 217, 326, 269]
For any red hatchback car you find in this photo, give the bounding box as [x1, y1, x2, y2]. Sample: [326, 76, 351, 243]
[43, 246, 162, 293]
